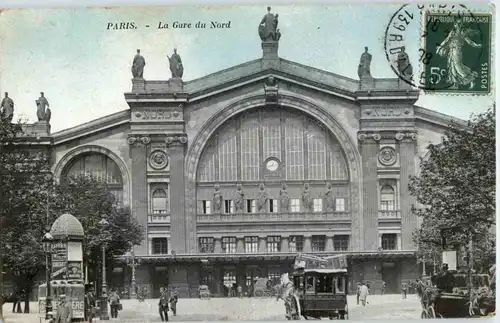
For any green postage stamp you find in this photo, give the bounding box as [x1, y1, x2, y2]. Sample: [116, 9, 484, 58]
[422, 12, 492, 94]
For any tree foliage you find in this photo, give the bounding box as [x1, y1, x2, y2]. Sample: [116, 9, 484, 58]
[410, 108, 496, 273]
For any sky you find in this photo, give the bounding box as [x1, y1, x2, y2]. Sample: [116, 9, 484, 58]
[0, 2, 495, 132]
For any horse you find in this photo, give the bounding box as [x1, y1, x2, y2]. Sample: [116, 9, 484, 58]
[276, 273, 300, 319]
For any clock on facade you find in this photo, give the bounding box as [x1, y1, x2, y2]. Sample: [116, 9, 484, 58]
[265, 159, 280, 172]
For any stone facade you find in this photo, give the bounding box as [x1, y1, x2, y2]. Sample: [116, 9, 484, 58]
[24, 42, 467, 298]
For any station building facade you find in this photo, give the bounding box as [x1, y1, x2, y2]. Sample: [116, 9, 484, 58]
[25, 34, 465, 298]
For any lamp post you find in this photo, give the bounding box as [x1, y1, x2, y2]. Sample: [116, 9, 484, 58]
[125, 250, 141, 299]
[99, 215, 110, 321]
[42, 232, 54, 320]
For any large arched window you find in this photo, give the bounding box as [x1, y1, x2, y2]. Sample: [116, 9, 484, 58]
[380, 185, 395, 210]
[63, 153, 124, 206]
[152, 189, 168, 214]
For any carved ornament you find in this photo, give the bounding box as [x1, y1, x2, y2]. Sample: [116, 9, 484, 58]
[165, 135, 188, 146]
[378, 147, 397, 166]
[149, 150, 169, 170]
[128, 135, 151, 146]
[264, 76, 279, 103]
[395, 132, 418, 141]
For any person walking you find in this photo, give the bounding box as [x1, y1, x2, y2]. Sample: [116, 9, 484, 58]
[237, 285, 243, 298]
[169, 286, 179, 316]
[356, 282, 361, 305]
[381, 281, 386, 295]
[108, 289, 121, 318]
[401, 281, 408, 299]
[158, 287, 169, 322]
[85, 287, 96, 322]
[359, 282, 369, 307]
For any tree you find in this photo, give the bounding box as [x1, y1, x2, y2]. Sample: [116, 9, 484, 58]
[411, 108, 496, 275]
[50, 175, 143, 289]
[0, 117, 52, 315]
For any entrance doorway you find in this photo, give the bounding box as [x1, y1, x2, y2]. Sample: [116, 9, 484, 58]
[381, 262, 399, 294]
[152, 266, 169, 298]
[245, 266, 262, 295]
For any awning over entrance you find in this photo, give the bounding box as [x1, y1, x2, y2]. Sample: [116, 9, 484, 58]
[116, 250, 416, 264]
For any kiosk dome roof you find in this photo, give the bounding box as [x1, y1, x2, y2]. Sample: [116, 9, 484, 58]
[50, 213, 84, 238]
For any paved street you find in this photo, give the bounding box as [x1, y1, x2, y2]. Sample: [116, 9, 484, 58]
[2, 294, 422, 322]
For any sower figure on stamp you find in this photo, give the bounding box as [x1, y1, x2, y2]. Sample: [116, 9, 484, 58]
[159, 287, 169, 322]
[1, 92, 14, 122]
[436, 19, 482, 89]
[131, 49, 146, 78]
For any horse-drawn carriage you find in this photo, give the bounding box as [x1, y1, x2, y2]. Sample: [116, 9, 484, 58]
[198, 285, 211, 299]
[419, 268, 496, 318]
[278, 254, 349, 320]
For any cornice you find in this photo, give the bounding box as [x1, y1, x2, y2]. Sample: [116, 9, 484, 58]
[127, 133, 188, 146]
[357, 130, 418, 142]
[414, 106, 468, 129]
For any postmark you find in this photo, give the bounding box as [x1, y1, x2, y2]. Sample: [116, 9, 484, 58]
[384, 4, 492, 94]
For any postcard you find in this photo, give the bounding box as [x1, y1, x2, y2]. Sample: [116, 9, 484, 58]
[0, 2, 495, 322]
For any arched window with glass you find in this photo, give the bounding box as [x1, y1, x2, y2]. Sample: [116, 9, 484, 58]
[380, 185, 395, 210]
[63, 152, 124, 206]
[152, 189, 168, 214]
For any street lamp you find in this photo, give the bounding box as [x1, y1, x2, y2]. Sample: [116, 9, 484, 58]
[125, 250, 141, 299]
[42, 231, 54, 320]
[99, 214, 110, 321]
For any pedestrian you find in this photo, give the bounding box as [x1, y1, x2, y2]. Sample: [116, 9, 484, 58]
[53, 294, 73, 323]
[158, 287, 169, 322]
[169, 286, 179, 316]
[381, 281, 386, 295]
[359, 282, 369, 307]
[85, 287, 96, 322]
[356, 282, 361, 305]
[237, 285, 243, 298]
[108, 289, 121, 318]
[401, 281, 408, 299]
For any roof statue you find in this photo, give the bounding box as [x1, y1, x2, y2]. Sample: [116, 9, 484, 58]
[131, 49, 146, 79]
[36, 92, 51, 122]
[168, 48, 184, 79]
[0, 92, 14, 122]
[258, 6, 281, 42]
[357, 46, 372, 79]
[397, 46, 413, 81]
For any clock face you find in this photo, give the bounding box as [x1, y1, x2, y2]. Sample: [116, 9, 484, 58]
[266, 159, 279, 172]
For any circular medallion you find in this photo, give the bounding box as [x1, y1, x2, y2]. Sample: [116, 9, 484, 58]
[149, 150, 169, 170]
[378, 147, 397, 166]
[265, 158, 280, 172]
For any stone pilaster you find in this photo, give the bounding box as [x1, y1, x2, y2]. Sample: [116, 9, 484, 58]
[397, 233, 402, 250]
[398, 132, 417, 249]
[281, 237, 289, 253]
[236, 238, 244, 253]
[326, 236, 334, 252]
[128, 135, 150, 255]
[166, 135, 188, 254]
[214, 238, 222, 253]
[148, 237, 153, 255]
[303, 236, 312, 253]
[259, 237, 267, 252]
[358, 132, 380, 251]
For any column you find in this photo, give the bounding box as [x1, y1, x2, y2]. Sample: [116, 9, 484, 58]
[281, 236, 289, 253]
[167, 141, 187, 253]
[259, 237, 267, 253]
[359, 134, 379, 251]
[303, 235, 312, 253]
[214, 237, 222, 253]
[167, 237, 172, 255]
[397, 233, 402, 250]
[399, 136, 417, 249]
[148, 238, 153, 256]
[379, 234, 383, 249]
[130, 139, 149, 255]
[236, 237, 245, 253]
[326, 236, 334, 252]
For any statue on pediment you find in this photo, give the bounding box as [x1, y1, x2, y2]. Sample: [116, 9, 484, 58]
[132, 49, 146, 79]
[324, 183, 335, 211]
[358, 46, 372, 79]
[36, 92, 51, 122]
[397, 46, 413, 80]
[168, 48, 184, 79]
[257, 183, 268, 211]
[258, 7, 280, 42]
[213, 184, 223, 213]
[302, 183, 313, 211]
[235, 184, 245, 212]
[1, 92, 14, 122]
[279, 183, 290, 212]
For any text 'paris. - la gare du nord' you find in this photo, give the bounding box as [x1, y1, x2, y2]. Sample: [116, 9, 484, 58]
[106, 21, 232, 30]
